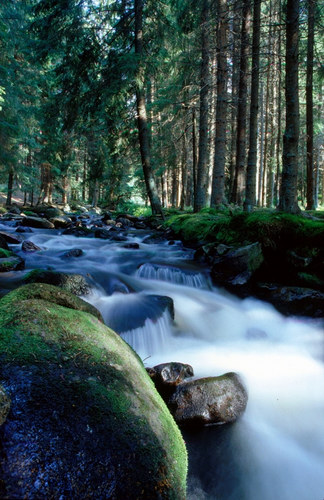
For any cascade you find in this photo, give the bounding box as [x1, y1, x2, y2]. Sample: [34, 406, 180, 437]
[0, 222, 324, 499]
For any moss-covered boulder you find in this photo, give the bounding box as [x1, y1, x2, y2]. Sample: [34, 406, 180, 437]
[0, 255, 25, 272]
[0, 285, 187, 499]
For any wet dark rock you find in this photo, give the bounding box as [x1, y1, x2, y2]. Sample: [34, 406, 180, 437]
[20, 216, 55, 229]
[31, 205, 63, 219]
[101, 294, 174, 334]
[0, 235, 9, 251]
[169, 372, 248, 428]
[60, 248, 84, 259]
[143, 233, 168, 245]
[94, 228, 112, 239]
[7, 205, 21, 215]
[256, 284, 324, 318]
[0, 286, 187, 499]
[21, 241, 42, 253]
[15, 226, 33, 233]
[0, 384, 11, 425]
[110, 234, 128, 242]
[210, 242, 264, 287]
[148, 362, 194, 399]
[23, 270, 91, 296]
[0, 231, 23, 244]
[0, 256, 25, 272]
[135, 221, 147, 229]
[116, 216, 134, 228]
[49, 216, 72, 228]
[62, 226, 94, 237]
[122, 242, 140, 249]
[101, 211, 113, 222]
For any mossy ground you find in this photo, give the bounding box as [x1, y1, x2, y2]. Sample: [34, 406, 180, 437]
[0, 284, 187, 498]
[165, 209, 324, 254]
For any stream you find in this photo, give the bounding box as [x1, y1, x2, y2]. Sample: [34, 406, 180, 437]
[1, 221, 324, 500]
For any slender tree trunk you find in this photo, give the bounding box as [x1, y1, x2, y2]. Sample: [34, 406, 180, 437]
[62, 175, 69, 205]
[82, 149, 87, 202]
[192, 107, 198, 205]
[211, 0, 228, 207]
[194, 0, 210, 212]
[233, 0, 251, 205]
[258, 82, 265, 206]
[228, 0, 240, 202]
[134, 0, 164, 218]
[6, 168, 14, 206]
[306, 0, 315, 210]
[279, 0, 300, 213]
[244, 0, 261, 211]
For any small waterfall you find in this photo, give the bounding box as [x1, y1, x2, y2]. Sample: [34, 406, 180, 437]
[136, 262, 209, 288]
[121, 310, 174, 361]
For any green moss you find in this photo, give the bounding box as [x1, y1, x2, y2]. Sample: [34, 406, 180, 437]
[166, 210, 324, 249]
[0, 248, 12, 258]
[0, 285, 188, 497]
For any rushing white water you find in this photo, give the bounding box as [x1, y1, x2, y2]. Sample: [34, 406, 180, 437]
[1, 221, 324, 499]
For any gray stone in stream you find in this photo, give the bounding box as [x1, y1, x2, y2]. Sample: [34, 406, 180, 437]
[0, 256, 25, 272]
[20, 216, 55, 229]
[169, 372, 248, 427]
[23, 270, 91, 296]
[147, 362, 194, 400]
[22, 241, 42, 253]
[16, 226, 33, 233]
[0, 235, 9, 251]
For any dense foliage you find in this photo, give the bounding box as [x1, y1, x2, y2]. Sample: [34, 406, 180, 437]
[0, 0, 323, 213]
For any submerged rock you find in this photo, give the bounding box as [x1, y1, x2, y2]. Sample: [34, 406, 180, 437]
[21, 241, 42, 253]
[0, 286, 187, 499]
[0, 384, 10, 425]
[169, 372, 248, 428]
[59, 248, 84, 259]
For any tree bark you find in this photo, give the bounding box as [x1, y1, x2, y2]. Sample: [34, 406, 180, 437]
[279, 0, 300, 213]
[194, 0, 210, 212]
[244, 0, 261, 211]
[232, 0, 251, 205]
[211, 0, 228, 207]
[134, 0, 164, 218]
[6, 168, 14, 206]
[306, 0, 315, 210]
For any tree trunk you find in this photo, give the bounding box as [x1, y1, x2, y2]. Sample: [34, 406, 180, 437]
[194, 0, 210, 212]
[6, 168, 14, 206]
[306, 0, 315, 210]
[232, 0, 251, 205]
[192, 107, 198, 205]
[211, 0, 228, 207]
[279, 0, 300, 213]
[134, 0, 164, 218]
[244, 0, 261, 211]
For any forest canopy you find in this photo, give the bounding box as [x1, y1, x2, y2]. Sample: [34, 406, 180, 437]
[0, 0, 323, 214]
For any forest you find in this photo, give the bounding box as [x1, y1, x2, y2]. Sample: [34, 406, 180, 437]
[0, 0, 323, 215]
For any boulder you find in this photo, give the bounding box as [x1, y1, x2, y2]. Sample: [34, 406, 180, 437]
[0, 286, 187, 499]
[31, 205, 63, 219]
[60, 248, 84, 259]
[21, 241, 42, 253]
[94, 228, 112, 239]
[0, 231, 22, 244]
[0, 235, 9, 251]
[211, 242, 264, 286]
[169, 372, 248, 428]
[23, 270, 91, 296]
[0, 384, 10, 425]
[49, 216, 72, 228]
[0, 256, 25, 272]
[116, 217, 134, 228]
[62, 226, 94, 237]
[20, 216, 55, 229]
[257, 284, 324, 318]
[15, 226, 33, 233]
[148, 362, 194, 399]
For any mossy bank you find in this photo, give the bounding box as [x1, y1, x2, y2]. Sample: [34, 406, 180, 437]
[0, 284, 187, 499]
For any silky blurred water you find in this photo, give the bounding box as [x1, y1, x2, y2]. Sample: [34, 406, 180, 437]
[1, 221, 324, 500]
